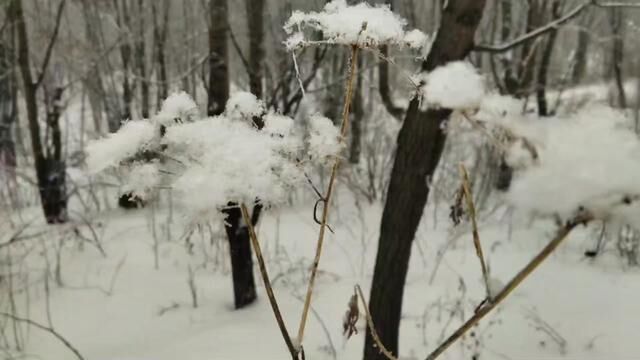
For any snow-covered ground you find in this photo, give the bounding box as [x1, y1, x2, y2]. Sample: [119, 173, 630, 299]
[15, 190, 640, 360]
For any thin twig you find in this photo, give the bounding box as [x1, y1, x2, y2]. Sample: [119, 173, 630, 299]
[240, 203, 298, 360]
[424, 213, 592, 360]
[296, 43, 360, 345]
[458, 164, 491, 299]
[355, 285, 398, 360]
[0, 312, 85, 360]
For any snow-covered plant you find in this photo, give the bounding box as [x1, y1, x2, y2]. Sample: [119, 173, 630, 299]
[85, 91, 342, 219]
[284, 0, 429, 50]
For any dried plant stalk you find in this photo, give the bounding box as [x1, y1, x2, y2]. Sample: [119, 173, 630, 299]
[425, 213, 591, 360]
[297, 44, 360, 344]
[355, 285, 398, 360]
[240, 203, 298, 359]
[458, 163, 491, 298]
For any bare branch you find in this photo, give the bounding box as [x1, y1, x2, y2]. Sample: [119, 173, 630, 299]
[593, 1, 640, 8]
[475, 0, 640, 53]
[0, 312, 85, 360]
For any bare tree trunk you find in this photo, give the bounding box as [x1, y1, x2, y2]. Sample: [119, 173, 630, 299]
[10, 0, 68, 223]
[378, 0, 404, 121]
[114, 0, 133, 127]
[246, 0, 264, 99]
[0, 12, 17, 181]
[134, 0, 150, 118]
[610, 7, 627, 108]
[571, 14, 591, 84]
[79, 0, 107, 133]
[350, 55, 363, 164]
[364, 1, 487, 359]
[536, 0, 560, 116]
[207, 0, 229, 116]
[152, 0, 169, 105]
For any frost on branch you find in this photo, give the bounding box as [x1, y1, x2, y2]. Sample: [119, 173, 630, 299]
[85, 91, 343, 219]
[416, 61, 485, 111]
[284, 0, 429, 49]
[497, 105, 640, 226]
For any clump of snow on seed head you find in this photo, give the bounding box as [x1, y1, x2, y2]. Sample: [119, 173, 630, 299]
[284, 0, 429, 50]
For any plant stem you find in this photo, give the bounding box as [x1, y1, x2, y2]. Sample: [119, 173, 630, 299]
[356, 285, 398, 360]
[458, 163, 491, 298]
[240, 203, 298, 359]
[297, 44, 359, 344]
[425, 214, 590, 360]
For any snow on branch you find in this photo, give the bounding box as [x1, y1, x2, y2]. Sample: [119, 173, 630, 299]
[284, 0, 429, 50]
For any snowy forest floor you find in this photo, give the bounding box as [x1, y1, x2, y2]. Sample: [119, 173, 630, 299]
[10, 189, 640, 360]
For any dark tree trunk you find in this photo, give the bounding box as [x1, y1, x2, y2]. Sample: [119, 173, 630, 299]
[610, 7, 627, 108]
[364, 1, 487, 359]
[222, 204, 261, 309]
[349, 55, 363, 164]
[378, 0, 403, 121]
[0, 19, 17, 178]
[114, 0, 133, 128]
[135, 0, 150, 118]
[207, 0, 229, 116]
[245, 0, 264, 99]
[536, 0, 560, 116]
[515, 0, 544, 97]
[42, 85, 67, 222]
[152, 0, 170, 105]
[571, 26, 590, 85]
[10, 0, 68, 224]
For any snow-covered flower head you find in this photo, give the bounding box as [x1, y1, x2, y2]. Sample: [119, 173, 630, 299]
[284, 0, 429, 50]
[154, 91, 199, 127]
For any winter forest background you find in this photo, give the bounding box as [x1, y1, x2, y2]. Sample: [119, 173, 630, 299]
[2, 0, 640, 359]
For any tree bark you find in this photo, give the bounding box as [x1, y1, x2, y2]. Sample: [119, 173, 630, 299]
[207, 0, 229, 116]
[571, 18, 590, 84]
[10, 0, 68, 224]
[114, 0, 133, 128]
[0, 13, 17, 179]
[245, 0, 264, 99]
[536, 0, 560, 116]
[152, 0, 170, 106]
[364, 1, 487, 359]
[609, 7, 627, 108]
[80, 0, 107, 134]
[134, 0, 150, 118]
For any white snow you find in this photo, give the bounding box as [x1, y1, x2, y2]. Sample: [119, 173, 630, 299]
[224, 92, 265, 123]
[284, 0, 428, 49]
[418, 61, 486, 111]
[500, 105, 640, 226]
[154, 91, 200, 126]
[85, 120, 157, 174]
[306, 114, 343, 165]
